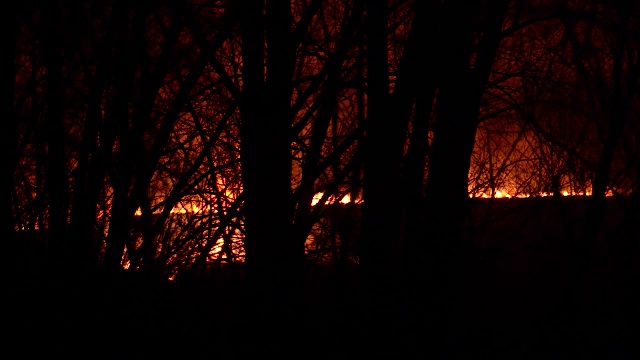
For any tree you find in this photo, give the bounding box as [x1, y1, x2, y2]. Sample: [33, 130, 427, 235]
[236, 0, 301, 319]
[3, 2, 19, 283]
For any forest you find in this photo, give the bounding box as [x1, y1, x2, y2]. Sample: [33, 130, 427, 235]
[4, 0, 639, 358]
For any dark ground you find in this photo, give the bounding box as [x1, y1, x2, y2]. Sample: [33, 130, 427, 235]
[7, 198, 639, 359]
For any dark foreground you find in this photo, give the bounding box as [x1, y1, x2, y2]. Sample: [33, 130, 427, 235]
[7, 262, 637, 359]
[7, 198, 639, 359]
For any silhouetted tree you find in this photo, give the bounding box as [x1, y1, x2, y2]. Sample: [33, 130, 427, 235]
[3, 3, 20, 282]
[235, 1, 304, 339]
[421, 0, 508, 351]
[41, 0, 69, 272]
[6, 1, 639, 355]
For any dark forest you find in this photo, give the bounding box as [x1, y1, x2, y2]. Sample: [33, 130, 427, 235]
[5, 0, 639, 358]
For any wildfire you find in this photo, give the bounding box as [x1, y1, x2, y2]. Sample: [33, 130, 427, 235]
[132, 187, 612, 216]
[470, 189, 601, 199]
[134, 202, 204, 216]
[311, 192, 363, 206]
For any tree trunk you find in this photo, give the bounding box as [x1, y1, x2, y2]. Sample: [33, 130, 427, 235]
[393, 0, 440, 268]
[586, 9, 630, 247]
[238, 2, 301, 347]
[42, 0, 69, 272]
[67, 38, 108, 273]
[103, 1, 139, 272]
[361, 0, 394, 285]
[422, 0, 506, 353]
[3, 6, 19, 283]
[292, 3, 362, 246]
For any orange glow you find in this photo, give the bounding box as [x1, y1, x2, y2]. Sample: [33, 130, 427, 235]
[311, 192, 324, 206]
[209, 238, 226, 257]
[468, 188, 606, 199]
[170, 202, 203, 214]
[311, 192, 363, 206]
[133, 186, 612, 217]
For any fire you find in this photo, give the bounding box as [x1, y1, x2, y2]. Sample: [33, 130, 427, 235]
[134, 202, 204, 216]
[311, 192, 324, 206]
[473, 191, 512, 198]
[132, 186, 612, 217]
[469, 188, 603, 199]
[311, 192, 363, 206]
[170, 202, 202, 214]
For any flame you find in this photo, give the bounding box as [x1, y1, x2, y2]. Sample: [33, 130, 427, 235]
[469, 187, 605, 199]
[311, 192, 324, 206]
[311, 192, 363, 206]
[133, 186, 614, 217]
[209, 238, 225, 257]
[170, 202, 203, 214]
